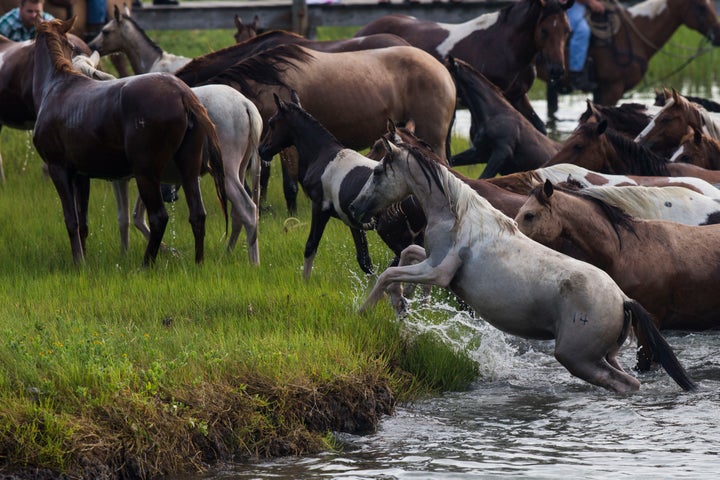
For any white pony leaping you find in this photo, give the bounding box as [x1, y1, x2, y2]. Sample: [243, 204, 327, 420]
[348, 125, 696, 394]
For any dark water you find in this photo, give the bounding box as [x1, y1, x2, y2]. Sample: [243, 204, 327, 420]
[191, 93, 720, 479]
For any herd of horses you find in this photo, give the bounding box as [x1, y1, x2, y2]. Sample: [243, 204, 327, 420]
[2, 0, 720, 393]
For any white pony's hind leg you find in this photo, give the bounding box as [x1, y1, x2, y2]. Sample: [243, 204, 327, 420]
[554, 341, 640, 393]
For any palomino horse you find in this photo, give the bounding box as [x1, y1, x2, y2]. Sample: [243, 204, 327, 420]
[540, 0, 720, 118]
[355, 0, 573, 134]
[669, 126, 720, 170]
[446, 56, 561, 176]
[175, 43, 457, 210]
[348, 133, 696, 393]
[545, 120, 720, 185]
[87, 6, 263, 263]
[636, 88, 720, 157]
[258, 93, 378, 279]
[32, 18, 226, 265]
[515, 180, 720, 370]
[0, 32, 89, 183]
[488, 162, 720, 198]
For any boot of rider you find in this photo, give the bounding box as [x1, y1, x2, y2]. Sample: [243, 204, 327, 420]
[569, 62, 597, 92]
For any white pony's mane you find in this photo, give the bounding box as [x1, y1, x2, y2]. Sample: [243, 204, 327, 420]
[434, 160, 519, 236]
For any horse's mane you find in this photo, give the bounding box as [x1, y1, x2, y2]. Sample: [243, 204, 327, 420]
[579, 103, 650, 137]
[598, 125, 670, 176]
[122, 13, 163, 57]
[532, 183, 636, 244]
[201, 44, 313, 96]
[37, 20, 79, 75]
[174, 30, 305, 82]
[394, 142, 518, 235]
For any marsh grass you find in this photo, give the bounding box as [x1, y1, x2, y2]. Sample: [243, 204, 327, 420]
[0, 22, 713, 478]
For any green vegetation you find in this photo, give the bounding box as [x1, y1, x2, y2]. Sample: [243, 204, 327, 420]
[0, 21, 714, 479]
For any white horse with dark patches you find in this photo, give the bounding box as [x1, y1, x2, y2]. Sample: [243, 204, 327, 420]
[74, 43, 263, 264]
[348, 129, 696, 393]
[258, 93, 378, 279]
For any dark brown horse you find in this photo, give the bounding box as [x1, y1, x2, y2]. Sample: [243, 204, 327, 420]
[446, 56, 561, 176]
[32, 18, 227, 265]
[355, 0, 572, 134]
[541, 0, 720, 118]
[545, 120, 720, 185]
[579, 99, 651, 138]
[0, 32, 90, 182]
[515, 180, 720, 370]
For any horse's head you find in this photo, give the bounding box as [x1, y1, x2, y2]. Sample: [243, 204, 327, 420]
[258, 91, 303, 161]
[87, 4, 134, 55]
[515, 179, 563, 247]
[635, 89, 697, 155]
[679, 0, 720, 46]
[534, 0, 572, 81]
[544, 120, 611, 171]
[35, 17, 77, 72]
[669, 126, 717, 169]
[234, 14, 259, 44]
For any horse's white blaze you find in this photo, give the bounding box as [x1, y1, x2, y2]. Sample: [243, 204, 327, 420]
[669, 144, 685, 162]
[628, 0, 669, 19]
[436, 12, 500, 58]
[321, 149, 376, 223]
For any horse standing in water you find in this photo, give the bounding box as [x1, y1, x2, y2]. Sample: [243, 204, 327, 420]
[540, 0, 720, 118]
[446, 56, 561, 175]
[32, 18, 226, 265]
[515, 180, 720, 370]
[348, 133, 695, 393]
[356, 0, 572, 135]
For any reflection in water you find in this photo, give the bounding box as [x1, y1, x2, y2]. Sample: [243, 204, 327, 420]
[191, 92, 720, 480]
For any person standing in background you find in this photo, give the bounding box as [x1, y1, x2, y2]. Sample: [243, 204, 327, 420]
[0, 0, 53, 41]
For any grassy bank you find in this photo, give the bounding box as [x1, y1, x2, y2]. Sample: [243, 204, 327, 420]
[1, 21, 715, 479]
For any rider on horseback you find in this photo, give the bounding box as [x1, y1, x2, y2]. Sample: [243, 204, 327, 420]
[566, 0, 606, 91]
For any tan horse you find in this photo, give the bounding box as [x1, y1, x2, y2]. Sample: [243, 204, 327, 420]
[515, 180, 720, 370]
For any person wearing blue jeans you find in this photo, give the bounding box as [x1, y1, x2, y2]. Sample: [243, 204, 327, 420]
[567, 0, 606, 91]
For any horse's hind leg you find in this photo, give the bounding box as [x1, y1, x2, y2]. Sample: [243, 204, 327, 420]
[226, 165, 259, 264]
[181, 175, 206, 264]
[47, 164, 86, 264]
[554, 341, 640, 393]
[135, 176, 168, 266]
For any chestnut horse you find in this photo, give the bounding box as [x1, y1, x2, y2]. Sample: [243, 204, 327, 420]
[446, 56, 561, 176]
[669, 126, 720, 170]
[541, 0, 720, 118]
[348, 132, 695, 392]
[515, 180, 720, 370]
[545, 120, 720, 185]
[355, 0, 573, 134]
[636, 88, 720, 158]
[32, 18, 226, 265]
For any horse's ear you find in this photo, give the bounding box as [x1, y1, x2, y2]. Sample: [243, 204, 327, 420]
[273, 92, 285, 111]
[596, 119, 608, 135]
[405, 119, 416, 133]
[234, 14, 242, 29]
[387, 118, 397, 134]
[290, 90, 301, 107]
[543, 179, 554, 198]
[60, 16, 76, 35]
[252, 15, 260, 30]
[123, 3, 131, 17]
[114, 5, 121, 21]
[671, 88, 680, 102]
[693, 126, 703, 144]
[89, 50, 100, 65]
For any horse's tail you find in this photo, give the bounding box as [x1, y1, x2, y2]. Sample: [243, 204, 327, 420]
[623, 300, 697, 392]
[246, 101, 264, 208]
[185, 92, 229, 234]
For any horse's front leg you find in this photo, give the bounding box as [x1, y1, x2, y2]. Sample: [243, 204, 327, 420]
[510, 93, 547, 135]
[350, 227, 373, 275]
[385, 244, 428, 314]
[303, 203, 331, 279]
[180, 176, 206, 264]
[479, 143, 514, 179]
[47, 163, 85, 264]
[75, 174, 91, 257]
[361, 247, 463, 315]
[111, 179, 130, 252]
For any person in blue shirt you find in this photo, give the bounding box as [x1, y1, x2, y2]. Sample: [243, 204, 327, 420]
[0, 0, 54, 41]
[566, 0, 606, 91]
